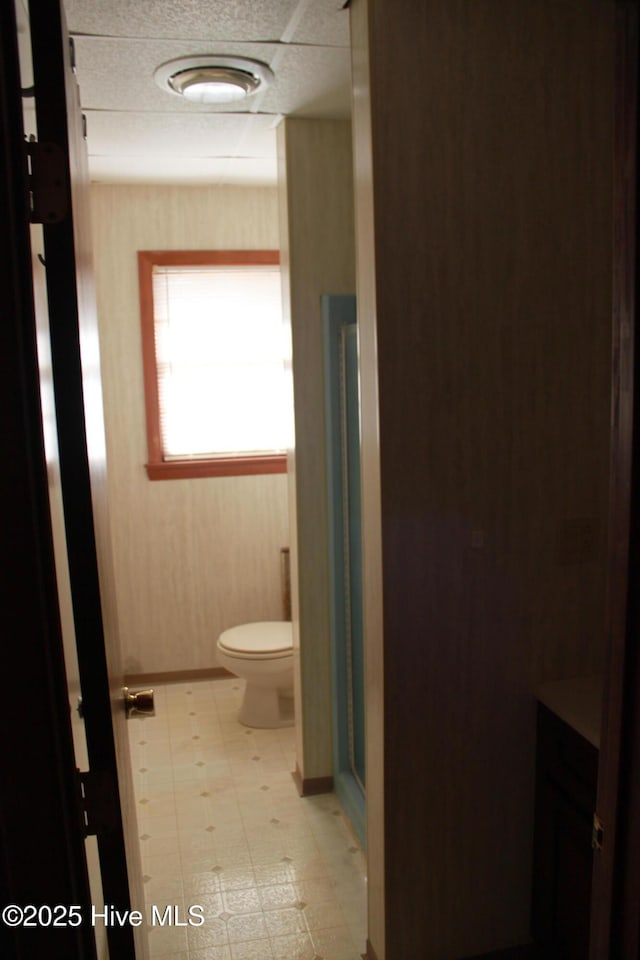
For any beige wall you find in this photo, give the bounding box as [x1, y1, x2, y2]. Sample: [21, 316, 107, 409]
[351, 0, 613, 956]
[277, 119, 356, 781]
[90, 184, 289, 676]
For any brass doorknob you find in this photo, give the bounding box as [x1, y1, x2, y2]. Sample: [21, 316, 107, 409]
[123, 687, 155, 717]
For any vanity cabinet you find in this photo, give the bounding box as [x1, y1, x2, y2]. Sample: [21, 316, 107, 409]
[532, 694, 599, 960]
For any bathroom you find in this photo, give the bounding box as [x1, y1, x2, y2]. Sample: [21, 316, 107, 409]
[88, 107, 362, 960]
[6, 1, 638, 959]
[15, 0, 366, 952]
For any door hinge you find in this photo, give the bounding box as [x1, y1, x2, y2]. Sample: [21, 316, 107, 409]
[77, 770, 119, 838]
[592, 812, 604, 851]
[25, 139, 67, 224]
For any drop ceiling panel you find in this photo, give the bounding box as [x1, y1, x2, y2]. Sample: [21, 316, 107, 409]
[73, 37, 278, 113]
[214, 156, 280, 185]
[291, 0, 350, 48]
[64, 0, 298, 42]
[84, 112, 273, 158]
[87, 111, 252, 157]
[84, 112, 279, 184]
[61, 0, 352, 184]
[259, 45, 351, 117]
[234, 116, 282, 157]
[88, 154, 278, 186]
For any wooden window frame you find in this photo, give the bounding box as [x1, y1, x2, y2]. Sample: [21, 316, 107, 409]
[138, 249, 287, 480]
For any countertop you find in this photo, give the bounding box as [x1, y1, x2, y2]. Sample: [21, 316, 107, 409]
[536, 674, 603, 749]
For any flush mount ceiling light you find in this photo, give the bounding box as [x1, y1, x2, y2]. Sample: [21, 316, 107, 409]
[154, 56, 274, 104]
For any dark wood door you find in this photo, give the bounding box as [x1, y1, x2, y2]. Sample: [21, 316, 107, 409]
[0, 0, 146, 960]
[24, 0, 145, 957]
[0, 3, 97, 957]
[590, 3, 639, 958]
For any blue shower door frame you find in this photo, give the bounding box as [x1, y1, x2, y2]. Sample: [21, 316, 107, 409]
[322, 294, 366, 848]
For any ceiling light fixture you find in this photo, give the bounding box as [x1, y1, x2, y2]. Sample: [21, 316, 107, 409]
[154, 56, 274, 105]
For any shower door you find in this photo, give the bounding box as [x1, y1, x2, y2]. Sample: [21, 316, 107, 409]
[323, 294, 365, 846]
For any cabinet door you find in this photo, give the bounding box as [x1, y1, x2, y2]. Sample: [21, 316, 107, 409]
[532, 706, 598, 960]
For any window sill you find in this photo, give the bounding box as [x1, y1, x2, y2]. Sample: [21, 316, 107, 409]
[145, 454, 287, 480]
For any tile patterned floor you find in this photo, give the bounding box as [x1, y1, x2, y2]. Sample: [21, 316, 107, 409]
[128, 678, 367, 960]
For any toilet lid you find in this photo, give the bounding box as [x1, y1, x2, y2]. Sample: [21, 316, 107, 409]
[218, 621, 293, 656]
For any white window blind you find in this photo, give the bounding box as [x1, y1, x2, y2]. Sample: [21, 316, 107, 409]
[152, 263, 291, 460]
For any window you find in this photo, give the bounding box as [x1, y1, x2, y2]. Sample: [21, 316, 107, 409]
[138, 250, 291, 480]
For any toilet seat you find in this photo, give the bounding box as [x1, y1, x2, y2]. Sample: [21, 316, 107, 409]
[217, 621, 293, 661]
[216, 621, 294, 727]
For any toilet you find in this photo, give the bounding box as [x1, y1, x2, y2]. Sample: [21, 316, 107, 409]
[216, 621, 294, 728]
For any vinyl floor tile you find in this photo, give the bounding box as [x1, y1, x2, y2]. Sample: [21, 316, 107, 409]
[225, 911, 268, 942]
[269, 932, 316, 960]
[190, 947, 232, 960]
[229, 939, 274, 960]
[129, 677, 366, 960]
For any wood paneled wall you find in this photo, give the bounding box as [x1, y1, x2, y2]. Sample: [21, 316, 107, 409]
[90, 185, 289, 676]
[350, 0, 386, 951]
[277, 119, 356, 781]
[351, 1, 614, 956]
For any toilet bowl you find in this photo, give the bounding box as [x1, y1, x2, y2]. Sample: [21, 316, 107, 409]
[216, 621, 294, 728]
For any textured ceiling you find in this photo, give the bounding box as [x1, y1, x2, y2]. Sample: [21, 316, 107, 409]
[62, 0, 351, 185]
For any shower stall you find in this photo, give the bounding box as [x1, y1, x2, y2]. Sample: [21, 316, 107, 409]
[323, 294, 365, 847]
